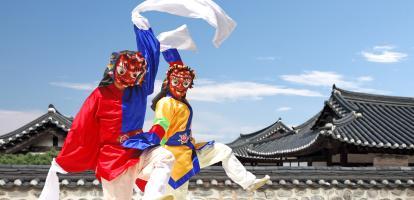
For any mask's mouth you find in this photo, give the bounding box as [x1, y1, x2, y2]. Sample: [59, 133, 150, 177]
[119, 79, 135, 87]
[176, 89, 186, 93]
[173, 89, 187, 98]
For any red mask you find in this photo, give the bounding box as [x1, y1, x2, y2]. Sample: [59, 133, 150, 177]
[114, 52, 146, 88]
[168, 69, 193, 99]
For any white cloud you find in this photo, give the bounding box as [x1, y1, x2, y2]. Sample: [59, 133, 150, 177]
[190, 111, 268, 143]
[281, 71, 388, 94]
[362, 45, 407, 63]
[188, 80, 323, 102]
[146, 80, 298, 142]
[50, 78, 323, 103]
[49, 82, 96, 91]
[194, 79, 216, 85]
[0, 110, 43, 135]
[373, 45, 395, 50]
[281, 71, 345, 87]
[151, 79, 322, 102]
[362, 51, 407, 63]
[129, 106, 247, 143]
[277, 107, 292, 112]
[357, 76, 374, 82]
[256, 56, 277, 61]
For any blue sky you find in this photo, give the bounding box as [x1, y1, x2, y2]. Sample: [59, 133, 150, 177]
[1, 1, 414, 142]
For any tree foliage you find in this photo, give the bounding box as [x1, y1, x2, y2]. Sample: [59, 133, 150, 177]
[0, 149, 58, 165]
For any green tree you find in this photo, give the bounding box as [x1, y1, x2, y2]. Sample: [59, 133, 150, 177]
[0, 148, 59, 165]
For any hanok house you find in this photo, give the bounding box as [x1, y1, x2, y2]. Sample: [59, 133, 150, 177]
[229, 85, 414, 167]
[1, 86, 414, 200]
[0, 104, 71, 154]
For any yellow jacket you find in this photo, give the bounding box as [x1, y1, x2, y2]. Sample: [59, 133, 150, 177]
[154, 96, 213, 189]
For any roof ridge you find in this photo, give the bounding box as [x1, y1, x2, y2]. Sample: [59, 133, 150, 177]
[0, 105, 73, 149]
[246, 131, 321, 156]
[0, 113, 50, 139]
[248, 131, 296, 146]
[335, 87, 414, 106]
[332, 111, 361, 126]
[292, 112, 320, 130]
[325, 100, 344, 117]
[228, 120, 291, 147]
[332, 90, 360, 112]
[239, 119, 285, 137]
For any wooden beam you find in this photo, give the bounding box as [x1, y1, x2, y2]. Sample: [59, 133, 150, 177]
[4, 127, 59, 154]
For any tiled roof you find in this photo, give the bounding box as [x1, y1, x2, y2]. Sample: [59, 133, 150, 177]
[0, 104, 72, 153]
[322, 86, 414, 149]
[227, 120, 291, 160]
[229, 86, 414, 158]
[1, 165, 413, 189]
[247, 130, 320, 156]
[246, 112, 324, 156]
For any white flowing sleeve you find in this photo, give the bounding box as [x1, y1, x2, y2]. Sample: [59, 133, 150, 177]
[38, 158, 68, 200]
[132, 0, 236, 48]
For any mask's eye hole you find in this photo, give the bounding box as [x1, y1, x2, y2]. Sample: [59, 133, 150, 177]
[183, 80, 191, 88]
[171, 77, 179, 86]
[117, 65, 126, 75]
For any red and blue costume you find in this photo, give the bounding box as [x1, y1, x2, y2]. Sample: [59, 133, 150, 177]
[55, 25, 161, 182]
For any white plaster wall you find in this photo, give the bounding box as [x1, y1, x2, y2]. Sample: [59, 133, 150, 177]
[2, 187, 413, 200]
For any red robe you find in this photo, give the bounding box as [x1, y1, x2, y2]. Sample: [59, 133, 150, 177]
[55, 26, 160, 183]
[56, 84, 143, 181]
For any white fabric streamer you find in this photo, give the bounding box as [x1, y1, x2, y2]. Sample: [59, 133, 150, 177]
[38, 158, 68, 200]
[132, 0, 237, 47]
[157, 25, 197, 52]
[132, 9, 151, 30]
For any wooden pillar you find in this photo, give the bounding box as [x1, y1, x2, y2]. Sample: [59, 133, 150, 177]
[340, 145, 348, 166]
[326, 152, 332, 166]
[340, 153, 347, 166]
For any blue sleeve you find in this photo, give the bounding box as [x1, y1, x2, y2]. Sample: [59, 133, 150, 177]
[134, 25, 160, 95]
[162, 48, 182, 64]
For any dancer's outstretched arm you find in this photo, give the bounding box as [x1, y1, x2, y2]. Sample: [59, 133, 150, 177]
[55, 90, 101, 171]
[134, 25, 160, 95]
